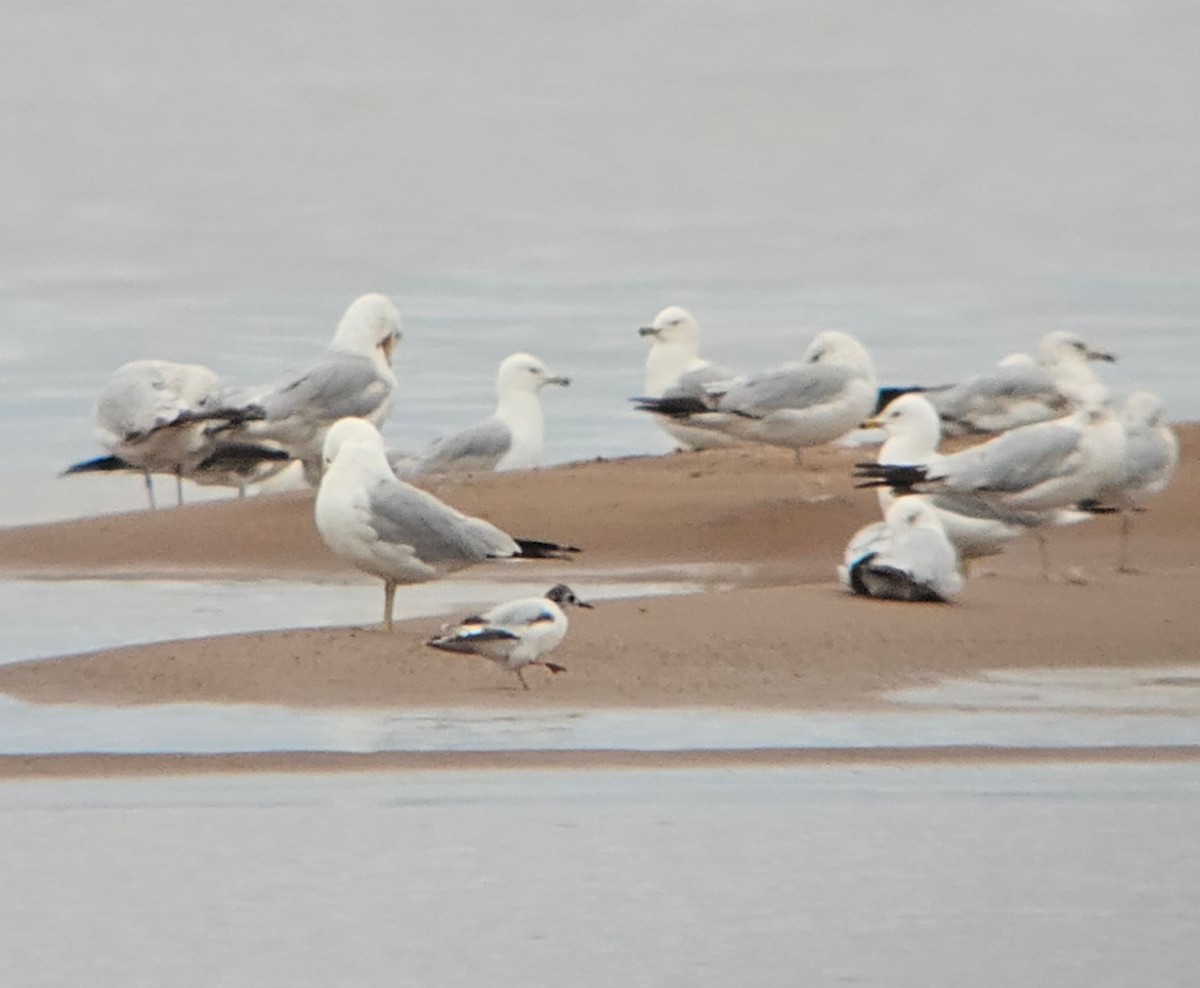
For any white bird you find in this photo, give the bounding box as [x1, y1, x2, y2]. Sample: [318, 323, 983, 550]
[856, 404, 1127, 514]
[425, 583, 592, 690]
[637, 306, 742, 451]
[634, 329, 877, 462]
[1085, 390, 1180, 572]
[863, 393, 1034, 562]
[233, 293, 402, 483]
[405, 352, 570, 476]
[838, 497, 964, 602]
[931, 331, 1116, 436]
[314, 418, 579, 631]
[63, 359, 268, 508]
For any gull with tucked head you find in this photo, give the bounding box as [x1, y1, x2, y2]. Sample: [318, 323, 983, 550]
[315, 417, 580, 631]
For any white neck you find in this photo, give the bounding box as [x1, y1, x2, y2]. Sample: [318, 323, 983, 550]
[644, 341, 703, 396]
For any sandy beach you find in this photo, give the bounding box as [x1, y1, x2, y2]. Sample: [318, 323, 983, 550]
[0, 426, 1196, 776]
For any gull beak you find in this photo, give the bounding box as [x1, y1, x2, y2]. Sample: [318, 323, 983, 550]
[576, 599, 594, 609]
[1087, 348, 1116, 363]
[544, 374, 571, 387]
[638, 326, 660, 337]
[860, 415, 885, 429]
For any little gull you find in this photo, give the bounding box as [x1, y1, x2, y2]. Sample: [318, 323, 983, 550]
[1081, 390, 1180, 572]
[634, 329, 877, 462]
[638, 306, 742, 451]
[315, 417, 580, 631]
[405, 352, 569, 476]
[232, 293, 402, 483]
[838, 497, 964, 602]
[930, 331, 1115, 436]
[63, 359, 267, 508]
[425, 583, 592, 690]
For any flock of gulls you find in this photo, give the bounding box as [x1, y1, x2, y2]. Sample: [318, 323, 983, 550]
[63, 293, 1180, 689]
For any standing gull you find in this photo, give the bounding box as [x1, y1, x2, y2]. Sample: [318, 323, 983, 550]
[638, 306, 742, 451]
[315, 418, 580, 631]
[63, 359, 266, 508]
[930, 331, 1116, 436]
[634, 330, 877, 462]
[839, 497, 965, 602]
[233, 293, 402, 483]
[426, 584, 592, 690]
[406, 352, 569, 476]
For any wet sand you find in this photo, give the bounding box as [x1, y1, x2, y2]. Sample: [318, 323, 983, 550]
[0, 426, 1196, 776]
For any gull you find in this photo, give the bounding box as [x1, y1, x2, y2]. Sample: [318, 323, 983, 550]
[838, 497, 964, 602]
[233, 293, 402, 483]
[63, 359, 266, 508]
[637, 306, 742, 451]
[1082, 390, 1180, 572]
[315, 417, 580, 631]
[405, 352, 569, 476]
[930, 331, 1116, 436]
[634, 330, 877, 462]
[425, 583, 592, 690]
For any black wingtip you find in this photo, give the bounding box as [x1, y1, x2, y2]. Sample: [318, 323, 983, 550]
[61, 454, 134, 476]
[631, 395, 709, 419]
[513, 539, 582, 560]
[874, 386, 930, 414]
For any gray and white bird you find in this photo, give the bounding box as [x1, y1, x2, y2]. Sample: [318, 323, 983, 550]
[425, 583, 592, 690]
[838, 497, 965, 602]
[405, 352, 569, 476]
[637, 306, 742, 451]
[63, 359, 268, 508]
[233, 293, 402, 483]
[634, 330, 877, 461]
[314, 417, 579, 631]
[1084, 390, 1180, 572]
[930, 330, 1116, 436]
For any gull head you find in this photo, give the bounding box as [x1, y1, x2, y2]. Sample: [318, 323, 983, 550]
[863, 393, 941, 445]
[545, 583, 593, 609]
[886, 496, 943, 532]
[332, 293, 404, 364]
[497, 352, 570, 395]
[1121, 390, 1166, 428]
[1038, 330, 1115, 366]
[639, 306, 699, 347]
[322, 416, 385, 470]
[804, 330, 875, 377]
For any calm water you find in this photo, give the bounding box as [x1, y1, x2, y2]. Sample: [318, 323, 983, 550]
[2, 1, 1199, 524]
[1, 765, 1198, 987]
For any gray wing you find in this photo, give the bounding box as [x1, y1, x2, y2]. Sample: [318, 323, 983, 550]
[930, 365, 1062, 417]
[716, 364, 852, 418]
[414, 416, 513, 474]
[1116, 425, 1176, 489]
[482, 598, 557, 627]
[366, 477, 518, 565]
[939, 424, 1083, 492]
[662, 362, 737, 401]
[251, 352, 391, 423]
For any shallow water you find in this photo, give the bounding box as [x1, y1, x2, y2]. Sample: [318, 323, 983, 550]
[3, 1, 1199, 525]
[1, 765, 1197, 987]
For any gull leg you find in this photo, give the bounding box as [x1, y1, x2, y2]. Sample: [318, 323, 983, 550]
[1034, 531, 1050, 580]
[1117, 511, 1135, 573]
[175, 467, 184, 507]
[382, 579, 397, 632]
[142, 471, 157, 510]
[793, 449, 805, 467]
[516, 668, 531, 691]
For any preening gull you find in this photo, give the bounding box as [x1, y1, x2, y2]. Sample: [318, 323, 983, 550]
[315, 418, 580, 631]
[233, 293, 402, 483]
[638, 306, 742, 451]
[425, 583, 592, 690]
[1083, 390, 1180, 572]
[838, 497, 964, 602]
[930, 331, 1115, 436]
[634, 330, 877, 461]
[406, 352, 569, 476]
[63, 359, 267, 508]
[856, 404, 1127, 514]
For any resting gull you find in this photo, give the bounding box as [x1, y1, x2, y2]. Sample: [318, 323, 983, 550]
[233, 293, 402, 483]
[634, 329, 877, 462]
[838, 497, 964, 602]
[406, 352, 569, 476]
[425, 583, 592, 690]
[315, 417, 580, 631]
[638, 306, 742, 451]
